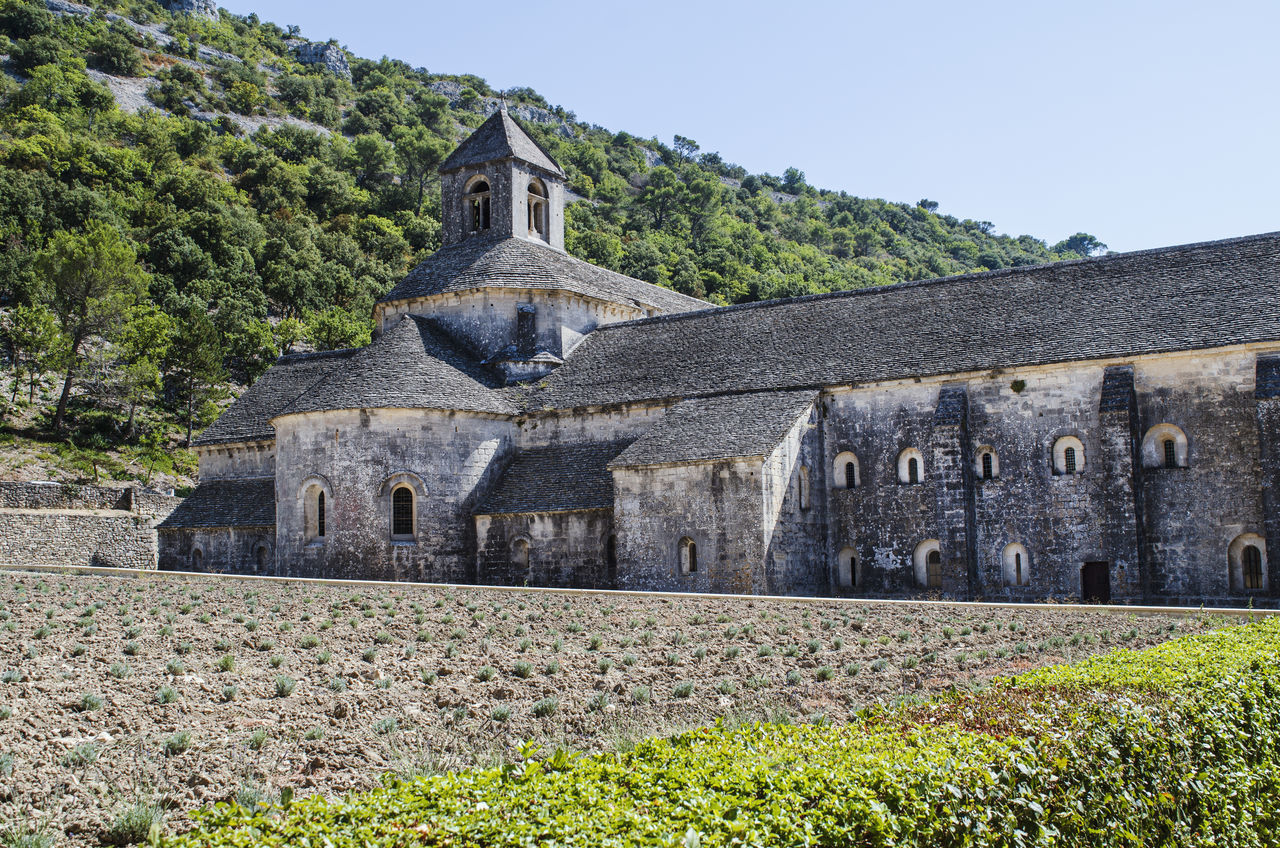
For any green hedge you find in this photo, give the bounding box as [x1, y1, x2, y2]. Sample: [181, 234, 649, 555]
[166, 617, 1280, 847]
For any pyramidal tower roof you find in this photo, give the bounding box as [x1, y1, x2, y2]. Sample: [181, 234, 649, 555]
[439, 107, 565, 178]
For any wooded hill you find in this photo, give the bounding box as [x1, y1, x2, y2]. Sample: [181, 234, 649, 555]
[0, 0, 1106, 487]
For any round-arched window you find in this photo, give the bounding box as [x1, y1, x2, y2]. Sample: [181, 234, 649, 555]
[898, 448, 924, 484]
[391, 486, 414, 538]
[1052, 436, 1086, 475]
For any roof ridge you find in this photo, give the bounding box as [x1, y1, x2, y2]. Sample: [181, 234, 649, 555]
[586, 229, 1280, 334]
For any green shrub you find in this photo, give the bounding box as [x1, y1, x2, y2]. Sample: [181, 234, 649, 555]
[102, 801, 163, 846]
[166, 619, 1280, 848]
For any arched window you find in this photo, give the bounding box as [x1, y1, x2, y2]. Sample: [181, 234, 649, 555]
[898, 448, 924, 484]
[511, 538, 530, 573]
[1052, 436, 1086, 476]
[527, 178, 548, 240]
[679, 537, 698, 575]
[1229, 534, 1268, 592]
[254, 545, 269, 574]
[976, 447, 999, 481]
[1141, 424, 1188, 469]
[301, 476, 332, 543]
[466, 178, 491, 233]
[798, 466, 811, 510]
[837, 546, 857, 588]
[1002, 543, 1030, 587]
[833, 451, 860, 489]
[191, 548, 203, 570]
[913, 539, 941, 588]
[391, 486, 414, 538]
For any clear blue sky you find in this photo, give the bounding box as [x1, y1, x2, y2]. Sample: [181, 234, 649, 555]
[224, 0, 1280, 253]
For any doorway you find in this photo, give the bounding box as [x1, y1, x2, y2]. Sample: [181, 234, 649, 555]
[1081, 561, 1111, 603]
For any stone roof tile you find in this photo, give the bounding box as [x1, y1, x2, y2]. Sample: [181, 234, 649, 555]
[277, 315, 516, 418]
[378, 235, 707, 315]
[476, 439, 635, 515]
[439, 109, 565, 177]
[610, 391, 818, 468]
[534, 232, 1280, 410]
[194, 350, 356, 446]
[158, 478, 275, 529]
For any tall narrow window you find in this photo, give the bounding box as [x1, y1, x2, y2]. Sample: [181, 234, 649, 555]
[317, 491, 326, 538]
[391, 486, 414, 538]
[845, 461, 857, 489]
[926, 550, 942, 588]
[1063, 447, 1077, 475]
[1244, 545, 1263, 590]
[467, 179, 491, 233]
[1163, 438, 1177, 469]
[908, 457, 920, 484]
[527, 178, 548, 240]
[679, 537, 698, 575]
[982, 452, 994, 480]
[255, 545, 269, 573]
[191, 548, 203, 570]
[1014, 552, 1023, 586]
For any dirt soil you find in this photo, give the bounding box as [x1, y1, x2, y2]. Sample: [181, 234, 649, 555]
[0, 570, 1234, 845]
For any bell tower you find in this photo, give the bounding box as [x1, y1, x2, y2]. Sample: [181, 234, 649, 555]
[438, 107, 567, 250]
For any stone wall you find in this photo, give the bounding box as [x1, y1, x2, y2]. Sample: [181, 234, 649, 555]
[272, 407, 515, 583]
[475, 510, 613, 588]
[0, 483, 181, 570]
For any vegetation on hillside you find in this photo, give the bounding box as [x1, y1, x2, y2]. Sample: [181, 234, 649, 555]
[166, 616, 1280, 847]
[0, 0, 1105, 478]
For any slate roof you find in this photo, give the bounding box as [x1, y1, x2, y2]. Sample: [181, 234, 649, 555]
[440, 109, 565, 177]
[378, 234, 707, 315]
[610, 391, 818, 468]
[277, 314, 516, 417]
[533, 231, 1280, 410]
[158, 478, 275, 529]
[475, 439, 635, 515]
[194, 349, 356, 446]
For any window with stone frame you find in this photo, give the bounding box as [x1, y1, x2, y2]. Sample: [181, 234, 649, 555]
[527, 178, 548, 240]
[679, 537, 698, 575]
[467, 178, 491, 233]
[391, 486, 414, 538]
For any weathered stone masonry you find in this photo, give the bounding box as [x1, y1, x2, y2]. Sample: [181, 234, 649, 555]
[160, 106, 1280, 607]
[0, 482, 180, 570]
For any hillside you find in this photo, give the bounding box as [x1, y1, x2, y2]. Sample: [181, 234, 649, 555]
[0, 0, 1106, 487]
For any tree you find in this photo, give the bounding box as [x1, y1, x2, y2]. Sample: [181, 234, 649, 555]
[1053, 232, 1109, 257]
[4, 303, 66, 407]
[672, 134, 699, 163]
[37, 225, 148, 432]
[391, 125, 447, 210]
[114, 304, 173, 437]
[272, 317, 306, 356]
[782, 167, 807, 194]
[166, 305, 225, 447]
[306, 306, 371, 351]
[917, 199, 939, 212]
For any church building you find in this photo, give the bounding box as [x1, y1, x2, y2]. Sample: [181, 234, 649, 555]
[159, 108, 1280, 606]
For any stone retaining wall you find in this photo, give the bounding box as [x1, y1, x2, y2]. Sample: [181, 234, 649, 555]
[0, 483, 182, 570]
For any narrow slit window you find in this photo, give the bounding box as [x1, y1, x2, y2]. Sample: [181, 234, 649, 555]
[1014, 552, 1023, 586]
[845, 461, 857, 489]
[1063, 447, 1077, 475]
[1163, 438, 1177, 469]
[679, 537, 698, 575]
[982, 452, 994, 480]
[317, 491, 326, 538]
[908, 457, 919, 484]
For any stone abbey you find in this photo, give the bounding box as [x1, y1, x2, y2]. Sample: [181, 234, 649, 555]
[159, 108, 1280, 606]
